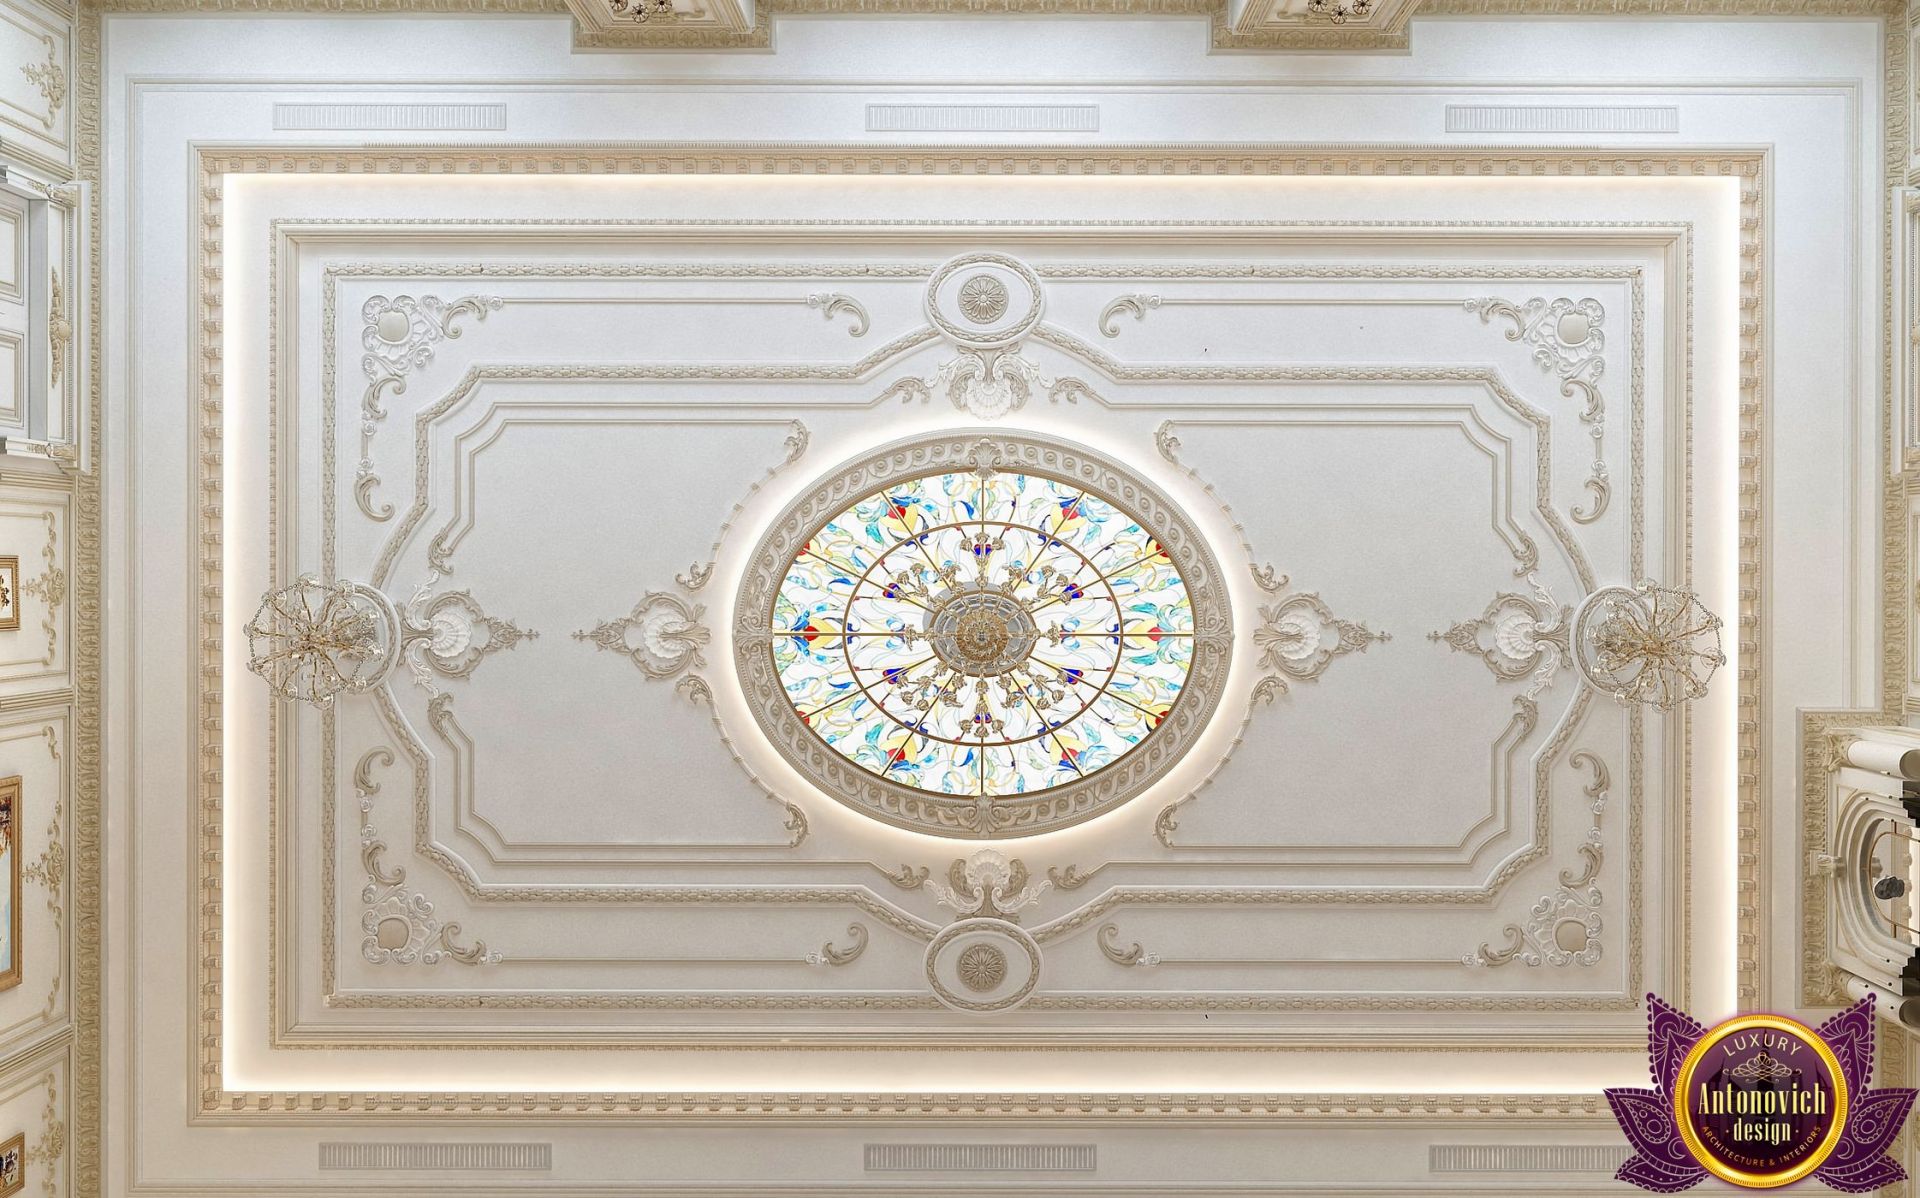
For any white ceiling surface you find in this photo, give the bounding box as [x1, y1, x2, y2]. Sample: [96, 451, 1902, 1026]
[99, 9, 1878, 1196]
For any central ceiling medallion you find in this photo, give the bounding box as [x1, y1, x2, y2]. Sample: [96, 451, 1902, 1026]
[735, 432, 1230, 838]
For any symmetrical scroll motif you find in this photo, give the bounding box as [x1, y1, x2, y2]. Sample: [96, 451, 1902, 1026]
[20, 38, 63, 128]
[1571, 581, 1725, 711]
[357, 294, 504, 520]
[1430, 574, 1571, 703]
[1252, 590, 1389, 703]
[1465, 295, 1609, 523]
[1468, 750, 1609, 967]
[244, 576, 401, 708]
[356, 747, 498, 966]
[923, 851, 1052, 923]
[19, 727, 62, 1024]
[16, 513, 63, 664]
[407, 586, 536, 681]
[575, 591, 710, 682]
[884, 348, 1054, 420]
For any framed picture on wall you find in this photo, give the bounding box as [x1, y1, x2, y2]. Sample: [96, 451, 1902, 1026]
[0, 556, 20, 633]
[0, 777, 22, 994]
[0, 1129, 24, 1195]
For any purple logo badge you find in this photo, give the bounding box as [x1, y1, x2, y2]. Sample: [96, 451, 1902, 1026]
[1606, 994, 1917, 1191]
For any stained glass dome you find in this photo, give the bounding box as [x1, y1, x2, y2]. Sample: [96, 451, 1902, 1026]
[736, 433, 1230, 838]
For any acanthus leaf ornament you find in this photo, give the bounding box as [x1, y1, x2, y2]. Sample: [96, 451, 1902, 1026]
[1252, 590, 1388, 700]
[1467, 751, 1609, 968]
[357, 294, 504, 521]
[1571, 580, 1725, 711]
[885, 347, 1054, 420]
[1430, 572, 1570, 704]
[356, 747, 499, 967]
[1465, 295, 1610, 523]
[923, 851, 1052, 923]
[574, 591, 710, 681]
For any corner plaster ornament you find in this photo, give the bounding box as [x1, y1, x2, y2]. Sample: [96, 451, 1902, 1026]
[923, 851, 1052, 922]
[1430, 573, 1570, 703]
[1251, 590, 1389, 702]
[1465, 295, 1610, 523]
[1467, 750, 1609, 967]
[733, 430, 1231, 839]
[1571, 580, 1725, 711]
[356, 293, 504, 521]
[575, 591, 710, 680]
[243, 577, 402, 709]
[923, 917, 1042, 1014]
[356, 748, 498, 966]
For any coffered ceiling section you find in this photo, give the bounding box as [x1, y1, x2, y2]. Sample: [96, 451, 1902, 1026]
[220, 172, 1733, 1088]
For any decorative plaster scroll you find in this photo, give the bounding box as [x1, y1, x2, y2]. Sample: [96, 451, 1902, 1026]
[575, 591, 709, 681]
[883, 347, 1054, 420]
[357, 294, 504, 521]
[46, 270, 68, 394]
[17, 727, 63, 1027]
[1430, 574, 1571, 704]
[678, 420, 810, 592]
[806, 924, 870, 966]
[1467, 751, 1610, 967]
[923, 852, 1052, 923]
[19, 38, 63, 130]
[24, 1070, 61, 1198]
[356, 747, 499, 966]
[1465, 296, 1610, 523]
[15, 514, 62, 667]
[402, 582, 535, 688]
[1251, 590, 1389, 703]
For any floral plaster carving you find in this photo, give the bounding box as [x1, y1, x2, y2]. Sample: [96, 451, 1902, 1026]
[1468, 751, 1610, 967]
[1252, 590, 1388, 703]
[1430, 574, 1571, 703]
[20, 38, 63, 129]
[356, 746, 498, 966]
[1465, 295, 1610, 523]
[575, 591, 710, 681]
[883, 347, 1055, 419]
[924, 851, 1052, 922]
[357, 294, 503, 520]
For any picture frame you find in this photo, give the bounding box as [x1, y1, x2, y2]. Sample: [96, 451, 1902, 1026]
[0, 776, 23, 994]
[0, 556, 20, 632]
[0, 1129, 25, 1195]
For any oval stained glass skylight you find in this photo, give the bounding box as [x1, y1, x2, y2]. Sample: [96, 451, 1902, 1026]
[735, 433, 1229, 839]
